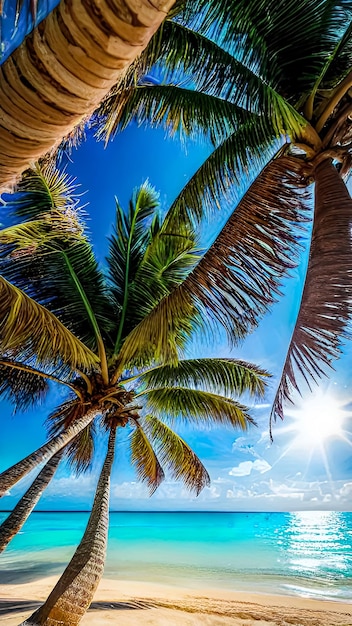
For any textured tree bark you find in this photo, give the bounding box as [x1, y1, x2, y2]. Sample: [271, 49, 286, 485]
[271, 157, 352, 424]
[0, 450, 63, 552]
[0, 0, 176, 192]
[22, 428, 116, 626]
[0, 408, 98, 496]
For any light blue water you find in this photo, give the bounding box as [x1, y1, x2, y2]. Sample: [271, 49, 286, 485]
[0, 510, 351, 602]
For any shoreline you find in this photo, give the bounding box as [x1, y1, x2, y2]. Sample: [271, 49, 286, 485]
[1, 576, 352, 625]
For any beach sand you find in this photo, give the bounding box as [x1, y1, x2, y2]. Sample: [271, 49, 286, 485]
[1, 577, 352, 626]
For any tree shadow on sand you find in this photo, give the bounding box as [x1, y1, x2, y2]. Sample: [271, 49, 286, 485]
[0, 598, 154, 616]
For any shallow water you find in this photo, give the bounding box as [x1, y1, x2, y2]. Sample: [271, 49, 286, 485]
[0, 510, 351, 602]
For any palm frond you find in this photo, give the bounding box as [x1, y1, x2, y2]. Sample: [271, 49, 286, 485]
[65, 423, 96, 474]
[124, 226, 200, 329]
[138, 358, 270, 397]
[144, 414, 210, 495]
[1, 165, 114, 352]
[271, 159, 352, 430]
[97, 84, 254, 145]
[46, 398, 86, 438]
[0, 358, 48, 411]
[2, 163, 80, 221]
[121, 156, 309, 357]
[0, 214, 83, 250]
[107, 181, 160, 353]
[130, 423, 164, 493]
[0, 276, 99, 371]
[161, 121, 280, 228]
[115, 285, 200, 371]
[139, 386, 255, 430]
[181, 0, 350, 99]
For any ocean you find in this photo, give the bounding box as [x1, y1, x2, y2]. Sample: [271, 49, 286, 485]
[0, 510, 351, 602]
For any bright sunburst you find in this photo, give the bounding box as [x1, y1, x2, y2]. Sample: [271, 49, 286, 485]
[272, 390, 352, 481]
[290, 393, 346, 447]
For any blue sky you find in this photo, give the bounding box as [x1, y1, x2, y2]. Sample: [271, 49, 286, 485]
[1, 121, 352, 512]
[1, 3, 352, 512]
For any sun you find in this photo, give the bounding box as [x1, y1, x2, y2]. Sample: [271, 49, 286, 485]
[284, 392, 347, 448]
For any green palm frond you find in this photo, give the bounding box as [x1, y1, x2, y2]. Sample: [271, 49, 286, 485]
[3, 163, 80, 221]
[144, 415, 210, 495]
[162, 121, 279, 228]
[0, 358, 48, 411]
[107, 182, 160, 305]
[320, 20, 352, 90]
[124, 227, 200, 329]
[115, 285, 199, 371]
[98, 81, 305, 153]
[98, 84, 253, 145]
[107, 182, 160, 353]
[182, 0, 350, 98]
[130, 423, 164, 493]
[271, 159, 352, 431]
[0, 214, 83, 251]
[1, 165, 114, 352]
[141, 19, 277, 101]
[138, 387, 255, 430]
[0, 276, 99, 371]
[138, 358, 270, 397]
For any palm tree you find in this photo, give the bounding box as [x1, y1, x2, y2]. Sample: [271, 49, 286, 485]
[0, 0, 176, 192]
[94, 0, 352, 434]
[0, 164, 269, 625]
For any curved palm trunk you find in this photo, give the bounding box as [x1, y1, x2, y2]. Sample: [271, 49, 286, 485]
[0, 407, 98, 497]
[0, 450, 63, 553]
[271, 158, 352, 427]
[0, 0, 175, 192]
[22, 428, 116, 626]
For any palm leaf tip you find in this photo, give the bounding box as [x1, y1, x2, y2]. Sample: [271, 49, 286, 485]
[145, 415, 210, 495]
[130, 424, 165, 494]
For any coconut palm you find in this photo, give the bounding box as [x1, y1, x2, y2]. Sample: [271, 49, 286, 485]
[0, 163, 268, 625]
[94, 0, 352, 434]
[0, 0, 176, 192]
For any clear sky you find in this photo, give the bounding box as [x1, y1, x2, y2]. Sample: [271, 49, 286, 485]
[1, 4, 352, 513]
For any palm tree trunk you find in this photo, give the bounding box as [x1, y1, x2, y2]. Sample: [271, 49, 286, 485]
[0, 0, 176, 192]
[22, 428, 116, 626]
[0, 450, 63, 553]
[0, 408, 98, 497]
[271, 157, 352, 424]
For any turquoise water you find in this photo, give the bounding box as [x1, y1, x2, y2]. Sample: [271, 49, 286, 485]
[0, 510, 351, 602]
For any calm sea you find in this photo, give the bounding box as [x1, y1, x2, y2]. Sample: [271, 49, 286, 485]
[0, 510, 351, 602]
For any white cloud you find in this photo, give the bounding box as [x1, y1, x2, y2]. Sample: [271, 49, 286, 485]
[229, 459, 271, 476]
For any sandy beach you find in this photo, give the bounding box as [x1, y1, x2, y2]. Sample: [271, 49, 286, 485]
[0, 576, 352, 626]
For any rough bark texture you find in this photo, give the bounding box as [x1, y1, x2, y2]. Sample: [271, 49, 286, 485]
[0, 450, 63, 552]
[0, 0, 176, 192]
[271, 158, 352, 425]
[22, 428, 116, 626]
[0, 408, 98, 496]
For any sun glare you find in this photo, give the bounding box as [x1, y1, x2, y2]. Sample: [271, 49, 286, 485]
[286, 392, 347, 448]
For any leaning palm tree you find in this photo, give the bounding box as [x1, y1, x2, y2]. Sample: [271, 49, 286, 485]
[0, 0, 176, 191]
[95, 0, 352, 433]
[0, 164, 268, 625]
